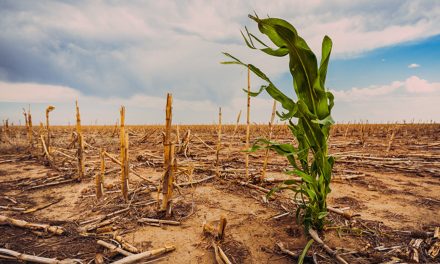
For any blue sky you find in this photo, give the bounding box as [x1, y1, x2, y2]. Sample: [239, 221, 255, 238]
[328, 34, 440, 89]
[0, 0, 439, 125]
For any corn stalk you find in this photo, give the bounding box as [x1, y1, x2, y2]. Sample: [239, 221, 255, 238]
[75, 101, 85, 181]
[27, 107, 33, 148]
[38, 122, 44, 155]
[223, 14, 335, 231]
[96, 148, 105, 199]
[22, 108, 28, 130]
[215, 107, 222, 177]
[245, 66, 251, 179]
[2, 119, 9, 140]
[160, 93, 175, 215]
[45, 106, 55, 152]
[120, 106, 129, 201]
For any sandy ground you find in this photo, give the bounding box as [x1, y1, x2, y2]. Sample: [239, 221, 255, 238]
[0, 124, 439, 263]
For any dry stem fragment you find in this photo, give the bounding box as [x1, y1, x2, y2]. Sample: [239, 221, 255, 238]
[103, 151, 150, 182]
[111, 245, 175, 264]
[0, 214, 65, 235]
[97, 240, 132, 256]
[0, 248, 79, 264]
[387, 130, 395, 152]
[113, 234, 139, 253]
[138, 218, 180, 226]
[309, 229, 348, 264]
[212, 242, 224, 264]
[217, 244, 232, 264]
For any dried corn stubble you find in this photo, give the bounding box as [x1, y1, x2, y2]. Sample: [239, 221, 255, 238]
[160, 93, 175, 215]
[120, 106, 129, 201]
[215, 107, 222, 177]
[45, 105, 55, 151]
[245, 66, 251, 179]
[96, 148, 105, 200]
[203, 215, 227, 240]
[27, 108, 33, 148]
[76, 101, 85, 181]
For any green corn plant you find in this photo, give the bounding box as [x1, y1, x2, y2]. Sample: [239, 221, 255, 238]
[222, 14, 335, 231]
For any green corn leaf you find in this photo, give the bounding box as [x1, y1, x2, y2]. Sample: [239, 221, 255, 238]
[286, 169, 315, 184]
[287, 156, 300, 169]
[312, 114, 334, 126]
[242, 86, 265, 97]
[249, 138, 300, 158]
[319, 36, 332, 87]
[246, 145, 261, 153]
[317, 211, 328, 219]
[266, 186, 280, 198]
[327, 91, 335, 111]
[219, 61, 241, 65]
[247, 64, 271, 82]
[221, 52, 242, 65]
[283, 179, 298, 185]
[328, 156, 335, 166]
[276, 109, 296, 121]
[266, 185, 297, 198]
[265, 83, 297, 113]
[240, 31, 255, 50]
[298, 239, 314, 264]
[244, 26, 255, 47]
[275, 25, 319, 115]
[222, 53, 298, 117]
[305, 187, 316, 201]
[295, 206, 302, 221]
[260, 47, 290, 57]
[248, 32, 269, 48]
[249, 15, 297, 48]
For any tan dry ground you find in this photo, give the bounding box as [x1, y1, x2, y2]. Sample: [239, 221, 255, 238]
[0, 124, 439, 263]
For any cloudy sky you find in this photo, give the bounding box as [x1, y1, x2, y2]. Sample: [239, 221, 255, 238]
[0, 0, 439, 125]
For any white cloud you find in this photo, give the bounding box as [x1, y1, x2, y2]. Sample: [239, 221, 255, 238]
[0, 80, 276, 125]
[331, 81, 403, 101]
[1, 0, 439, 101]
[0, 81, 80, 103]
[331, 76, 440, 122]
[332, 76, 439, 101]
[310, 17, 438, 58]
[408, 63, 421, 68]
[1, 1, 439, 124]
[405, 75, 438, 93]
[2, 75, 440, 124]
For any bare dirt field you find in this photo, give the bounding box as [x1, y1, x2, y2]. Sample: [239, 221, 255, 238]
[1, 124, 439, 263]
